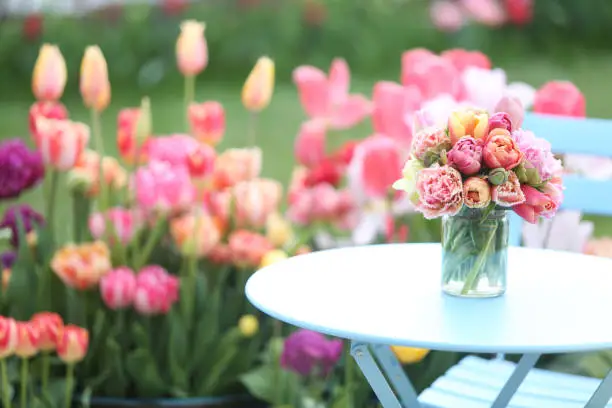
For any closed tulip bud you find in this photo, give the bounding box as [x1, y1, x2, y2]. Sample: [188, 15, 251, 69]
[31, 312, 63, 352]
[238, 315, 259, 338]
[0, 316, 18, 358]
[188, 101, 225, 145]
[32, 44, 67, 101]
[80, 46, 111, 112]
[134, 97, 152, 146]
[57, 325, 89, 364]
[15, 321, 41, 358]
[36, 118, 90, 171]
[242, 57, 275, 112]
[489, 168, 509, 186]
[176, 20, 208, 76]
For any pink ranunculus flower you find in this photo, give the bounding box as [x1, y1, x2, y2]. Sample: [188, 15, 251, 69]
[447, 136, 483, 175]
[89, 207, 142, 245]
[488, 112, 512, 133]
[351, 135, 403, 199]
[411, 127, 451, 161]
[494, 96, 524, 130]
[401, 49, 462, 100]
[294, 119, 327, 168]
[293, 58, 371, 130]
[147, 134, 199, 168]
[100, 267, 137, 309]
[483, 129, 524, 170]
[430, 1, 465, 33]
[371, 81, 422, 148]
[414, 165, 463, 219]
[463, 177, 491, 208]
[513, 182, 563, 224]
[492, 171, 525, 206]
[441, 49, 492, 73]
[232, 178, 283, 229]
[512, 129, 562, 181]
[533, 81, 586, 118]
[134, 161, 195, 213]
[133, 266, 179, 315]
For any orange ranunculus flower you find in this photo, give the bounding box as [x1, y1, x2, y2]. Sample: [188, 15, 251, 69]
[70, 149, 128, 196]
[15, 321, 41, 358]
[31, 312, 63, 352]
[51, 241, 112, 290]
[80, 46, 111, 112]
[0, 316, 18, 358]
[233, 178, 283, 229]
[36, 118, 90, 171]
[242, 57, 275, 112]
[57, 325, 89, 364]
[32, 44, 67, 101]
[176, 20, 208, 76]
[188, 101, 225, 145]
[170, 213, 220, 258]
[212, 147, 262, 189]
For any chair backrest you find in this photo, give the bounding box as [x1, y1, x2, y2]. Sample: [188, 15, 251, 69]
[508, 112, 612, 246]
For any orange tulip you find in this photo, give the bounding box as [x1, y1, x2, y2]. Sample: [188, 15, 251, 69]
[57, 325, 89, 364]
[188, 101, 225, 145]
[51, 241, 112, 290]
[242, 57, 275, 112]
[0, 316, 18, 358]
[31, 312, 63, 351]
[32, 44, 67, 101]
[213, 147, 262, 189]
[70, 149, 128, 196]
[233, 178, 283, 229]
[170, 213, 220, 257]
[80, 46, 111, 112]
[176, 20, 208, 76]
[15, 321, 41, 358]
[35, 118, 90, 171]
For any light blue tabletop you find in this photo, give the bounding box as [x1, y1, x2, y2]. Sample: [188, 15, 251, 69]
[246, 243, 612, 354]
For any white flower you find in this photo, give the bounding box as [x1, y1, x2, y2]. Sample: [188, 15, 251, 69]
[522, 210, 593, 252]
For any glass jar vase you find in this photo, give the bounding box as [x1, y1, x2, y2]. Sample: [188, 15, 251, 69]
[441, 207, 509, 298]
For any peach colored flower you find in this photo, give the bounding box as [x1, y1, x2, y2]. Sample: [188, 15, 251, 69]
[233, 178, 283, 229]
[371, 81, 422, 148]
[35, 118, 90, 171]
[584, 238, 612, 258]
[80, 46, 111, 112]
[50, 241, 112, 290]
[294, 119, 326, 168]
[208, 244, 233, 265]
[513, 182, 563, 224]
[32, 44, 67, 101]
[188, 101, 225, 145]
[30, 312, 63, 352]
[57, 325, 88, 363]
[228, 230, 274, 269]
[414, 165, 463, 219]
[448, 109, 489, 145]
[447, 136, 483, 175]
[71, 149, 127, 196]
[176, 20, 208, 76]
[463, 177, 491, 208]
[15, 321, 41, 358]
[89, 207, 142, 245]
[401, 48, 462, 100]
[483, 128, 523, 170]
[170, 213, 220, 257]
[29, 101, 68, 144]
[411, 127, 451, 161]
[492, 171, 525, 206]
[293, 58, 371, 130]
[213, 147, 262, 189]
[533, 81, 586, 118]
[0, 316, 17, 358]
[242, 57, 275, 112]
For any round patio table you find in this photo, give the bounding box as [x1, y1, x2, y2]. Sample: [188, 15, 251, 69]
[245, 243, 612, 408]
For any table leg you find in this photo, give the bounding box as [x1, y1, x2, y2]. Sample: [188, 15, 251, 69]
[350, 341, 422, 408]
[585, 369, 612, 408]
[491, 353, 540, 408]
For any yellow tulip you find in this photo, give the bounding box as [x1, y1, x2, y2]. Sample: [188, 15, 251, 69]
[32, 44, 67, 101]
[391, 346, 430, 364]
[80, 46, 111, 112]
[238, 315, 259, 338]
[242, 57, 275, 112]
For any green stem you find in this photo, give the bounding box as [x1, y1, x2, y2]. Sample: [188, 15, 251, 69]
[273, 320, 283, 406]
[1, 359, 10, 408]
[41, 352, 50, 396]
[64, 364, 74, 408]
[134, 218, 166, 270]
[247, 111, 258, 147]
[344, 342, 354, 408]
[460, 224, 498, 295]
[184, 254, 198, 322]
[184, 75, 195, 131]
[45, 170, 59, 234]
[90, 108, 107, 212]
[19, 358, 27, 408]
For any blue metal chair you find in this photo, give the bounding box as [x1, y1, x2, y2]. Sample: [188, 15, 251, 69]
[420, 112, 612, 407]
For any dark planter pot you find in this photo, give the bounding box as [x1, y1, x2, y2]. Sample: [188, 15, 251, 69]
[87, 395, 264, 408]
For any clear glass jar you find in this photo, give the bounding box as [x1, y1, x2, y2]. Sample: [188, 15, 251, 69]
[441, 207, 509, 298]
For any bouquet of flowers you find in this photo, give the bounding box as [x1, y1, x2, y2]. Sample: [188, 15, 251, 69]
[393, 102, 564, 297]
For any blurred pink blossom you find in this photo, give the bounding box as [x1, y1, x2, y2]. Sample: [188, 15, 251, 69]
[100, 267, 137, 310]
[134, 161, 195, 213]
[461, 0, 506, 27]
[371, 81, 422, 148]
[294, 119, 327, 168]
[430, 1, 465, 32]
[89, 207, 142, 244]
[133, 266, 179, 315]
[401, 49, 463, 100]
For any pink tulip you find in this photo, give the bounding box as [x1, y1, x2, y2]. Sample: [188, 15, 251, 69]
[147, 134, 199, 168]
[371, 81, 422, 148]
[288, 183, 355, 227]
[35, 117, 90, 171]
[488, 112, 512, 133]
[134, 161, 195, 213]
[441, 49, 492, 73]
[494, 96, 524, 129]
[295, 119, 326, 168]
[504, 0, 533, 25]
[461, 0, 506, 27]
[513, 183, 563, 224]
[232, 178, 283, 228]
[133, 266, 179, 315]
[533, 81, 586, 118]
[430, 1, 465, 32]
[401, 49, 462, 100]
[213, 147, 262, 189]
[447, 136, 483, 175]
[186, 142, 216, 179]
[483, 129, 524, 170]
[414, 166, 464, 219]
[29, 101, 69, 145]
[352, 135, 403, 199]
[188, 101, 225, 145]
[293, 58, 371, 130]
[100, 267, 137, 309]
[89, 207, 142, 244]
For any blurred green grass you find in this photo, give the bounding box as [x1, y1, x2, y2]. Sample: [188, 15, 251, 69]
[2, 53, 612, 238]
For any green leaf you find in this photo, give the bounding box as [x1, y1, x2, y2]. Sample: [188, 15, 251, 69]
[131, 322, 150, 348]
[125, 348, 166, 397]
[102, 337, 128, 397]
[240, 365, 276, 403]
[167, 311, 189, 392]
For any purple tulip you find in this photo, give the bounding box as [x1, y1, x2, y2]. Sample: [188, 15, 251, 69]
[0, 139, 44, 200]
[280, 329, 343, 377]
[0, 252, 16, 270]
[0, 205, 45, 248]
